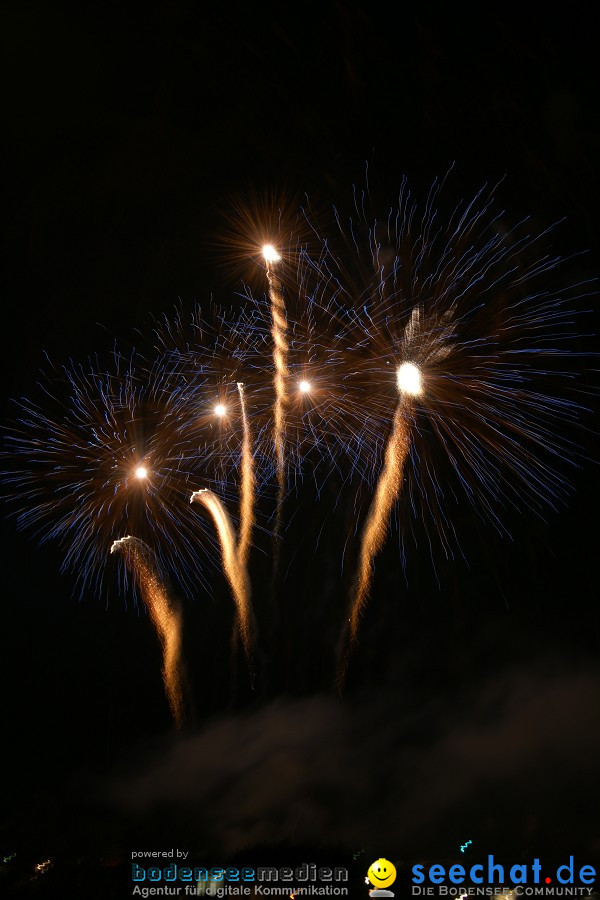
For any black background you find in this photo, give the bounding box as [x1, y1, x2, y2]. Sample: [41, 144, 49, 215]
[1, 3, 599, 897]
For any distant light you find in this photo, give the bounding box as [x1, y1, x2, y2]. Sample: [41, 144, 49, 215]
[397, 362, 422, 396]
[135, 466, 148, 480]
[262, 244, 281, 263]
[298, 380, 311, 393]
[214, 404, 227, 417]
[34, 859, 53, 876]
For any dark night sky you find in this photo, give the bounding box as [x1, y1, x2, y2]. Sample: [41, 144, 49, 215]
[1, 4, 599, 897]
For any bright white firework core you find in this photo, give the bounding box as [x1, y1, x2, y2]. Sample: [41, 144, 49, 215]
[135, 466, 148, 480]
[298, 380, 311, 393]
[262, 244, 281, 263]
[397, 362, 422, 395]
[214, 404, 227, 417]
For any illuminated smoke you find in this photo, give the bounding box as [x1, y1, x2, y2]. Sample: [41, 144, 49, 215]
[338, 399, 412, 688]
[110, 536, 186, 729]
[190, 490, 255, 661]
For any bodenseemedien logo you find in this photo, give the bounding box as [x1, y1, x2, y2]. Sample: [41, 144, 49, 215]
[131, 861, 350, 896]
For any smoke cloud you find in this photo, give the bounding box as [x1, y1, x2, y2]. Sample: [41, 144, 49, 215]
[108, 655, 600, 860]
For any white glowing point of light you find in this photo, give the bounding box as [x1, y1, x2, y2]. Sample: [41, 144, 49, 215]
[135, 466, 148, 480]
[262, 244, 281, 263]
[397, 362, 422, 396]
[298, 380, 311, 393]
[214, 404, 227, 417]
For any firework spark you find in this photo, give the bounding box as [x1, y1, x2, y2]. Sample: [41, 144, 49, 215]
[110, 536, 186, 728]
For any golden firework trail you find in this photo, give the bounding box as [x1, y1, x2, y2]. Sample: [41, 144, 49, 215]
[236, 381, 255, 570]
[338, 398, 412, 689]
[190, 489, 254, 660]
[110, 536, 186, 729]
[264, 247, 289, 554]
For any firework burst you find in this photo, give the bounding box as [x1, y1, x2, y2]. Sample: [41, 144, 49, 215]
[1, 352, 234, 601]
[304, 176, 594, 673]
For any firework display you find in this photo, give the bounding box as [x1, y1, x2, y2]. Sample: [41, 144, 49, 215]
[2, 178, 593, 718]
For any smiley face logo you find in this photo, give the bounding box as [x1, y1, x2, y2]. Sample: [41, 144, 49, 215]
[367, 857, 397, 892]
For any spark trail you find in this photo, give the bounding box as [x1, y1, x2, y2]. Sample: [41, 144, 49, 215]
[190, 489, 255, 661]
[236, 381, 255, 570]
[338, 398, 412, 689]
[264, 246, 288, 558]
[110, 536, 186, 729]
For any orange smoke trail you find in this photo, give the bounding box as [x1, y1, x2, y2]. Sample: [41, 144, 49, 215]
[266, 260, 289, 552]
[110, 536, 185, 729]
[236, 381, 255, 570]
[190, 489, 254, 659]
[338, 400, 412, 688]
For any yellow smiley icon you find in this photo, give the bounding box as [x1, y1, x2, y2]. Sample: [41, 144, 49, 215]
[367, 857, 397, 889]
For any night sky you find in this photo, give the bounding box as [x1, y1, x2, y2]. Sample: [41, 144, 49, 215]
[1, 4, 599, 898]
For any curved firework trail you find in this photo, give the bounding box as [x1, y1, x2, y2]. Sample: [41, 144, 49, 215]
[190, 489, 255, 663]
[110, 535, 186, 729]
